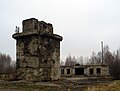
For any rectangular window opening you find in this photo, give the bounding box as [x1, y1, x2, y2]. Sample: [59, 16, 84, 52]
[96, 68, 101, 74]
[89, 68, 94, 75]
[67, 69, 70, 74]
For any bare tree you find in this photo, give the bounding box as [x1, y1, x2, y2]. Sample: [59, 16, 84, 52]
[86, 45, 120, 79]
[103, 45, 114, 66]
[65, 54, 77, 66]
[109, 50, 120, 79]
[0, 53, 12, 74]
[78, 56, 83, 65]
[87, 51, 101, 65]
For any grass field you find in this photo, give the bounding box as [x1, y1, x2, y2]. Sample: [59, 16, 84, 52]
[0, 79, 120, 91]
[84, 80, 120, 91]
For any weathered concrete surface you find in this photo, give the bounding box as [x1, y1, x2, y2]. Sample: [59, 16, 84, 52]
[12, 18, 63, 81]
[60, 64, 109, 77]
[86, 65, 109, 76]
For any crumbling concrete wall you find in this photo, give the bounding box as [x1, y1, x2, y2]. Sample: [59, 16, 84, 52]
[60, 66, 74, 77]
[12, 18, 63, 81]
[86, 65, 109, 76]
[60, 64, 109, 77]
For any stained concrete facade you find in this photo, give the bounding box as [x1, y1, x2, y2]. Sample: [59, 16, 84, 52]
[60, 64, 109, 77]
[12, 18, 63, 81]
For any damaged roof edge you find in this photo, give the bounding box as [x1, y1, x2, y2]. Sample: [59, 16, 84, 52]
[12, 32, 63, 41]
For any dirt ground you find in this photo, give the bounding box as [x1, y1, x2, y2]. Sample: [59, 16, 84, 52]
[0, 89, 25, 91]
[0, 77, 111, 91]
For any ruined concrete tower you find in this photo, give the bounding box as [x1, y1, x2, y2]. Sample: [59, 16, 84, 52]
[12, 18, 63, 81]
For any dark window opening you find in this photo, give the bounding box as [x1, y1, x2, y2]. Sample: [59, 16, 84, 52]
[89, 68, 94, 75]
[75, 68, 84, 75]
[96, 68, 101, 74]
[61, 69, 64, 74]
[45, 60, 47, 63]
[53, 60, 55, 64]
[67, 69, 70, 74]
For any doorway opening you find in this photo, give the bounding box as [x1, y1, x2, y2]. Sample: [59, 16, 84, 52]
[75, 68, 84, 75]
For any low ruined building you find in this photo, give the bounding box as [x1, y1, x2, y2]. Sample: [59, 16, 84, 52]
[60, 64, 109, 77]
[12, 18, 63, 81]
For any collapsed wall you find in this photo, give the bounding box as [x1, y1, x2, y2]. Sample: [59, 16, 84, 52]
[12, 18, 63, 81]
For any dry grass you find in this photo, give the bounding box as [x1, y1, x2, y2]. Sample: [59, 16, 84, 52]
[84, 80, 120, 91]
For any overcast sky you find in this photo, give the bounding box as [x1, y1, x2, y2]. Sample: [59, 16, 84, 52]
[0, 0, 120, 61]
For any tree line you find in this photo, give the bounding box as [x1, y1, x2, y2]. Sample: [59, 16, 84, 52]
[0, 53, 16, 74]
